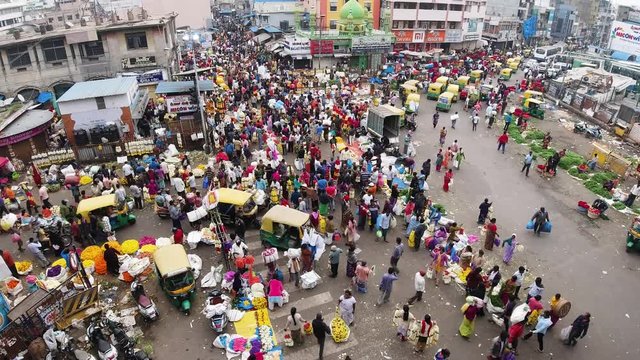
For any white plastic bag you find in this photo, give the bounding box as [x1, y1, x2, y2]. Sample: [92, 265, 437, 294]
[390, 216, 397, 229]
[213, 334, 231, 349]
[187, 231, 202, 250]
[560, 325, 572, 341]
[201, 266, 218, 288]
[300, 270, 321, 289]
[188, 254, 202, 278]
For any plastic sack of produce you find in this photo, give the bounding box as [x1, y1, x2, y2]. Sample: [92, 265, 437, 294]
[300, 270, 321, 289]
[121, 240, 140, 255]
[15, 261, 33, 275]
[188, 254, 202, 278]
[510, 303, 530, 324]
[156, 237, 173, 247]
[330, 307, 350, 343]
[213, 334, 231, 349]
[186, 231, 202, 250]
[124, 256, 151, 277]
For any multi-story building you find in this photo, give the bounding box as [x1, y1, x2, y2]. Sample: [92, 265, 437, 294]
[253, 0, 302, 32]
[617, 5, 640, 24]
[389, 0, 485, 52]
[593, 0, 614, 48]
[0, 0, 25, 30]
[303, 0, 381, 31]
[530, 0, 554, 43]
[559, 0, 597, 40]
[0, 13, 178, 100]
[549, 3, 574, 41]
[483, 0, 520, 49]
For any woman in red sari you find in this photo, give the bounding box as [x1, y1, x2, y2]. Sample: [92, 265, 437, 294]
[442, 169, 453, 192]
[31, 163, 42, 187]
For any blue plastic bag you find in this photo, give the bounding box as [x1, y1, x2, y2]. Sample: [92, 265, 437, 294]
[541, 221, 552, 233]
[526, 220, 535, 230]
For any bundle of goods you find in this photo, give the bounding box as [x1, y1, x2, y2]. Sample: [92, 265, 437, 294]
[121, 239, 140, 255]
[330, 308, 350, 342]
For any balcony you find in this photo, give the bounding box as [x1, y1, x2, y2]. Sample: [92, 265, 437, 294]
[392, 9, 417, 21]
[447, 11, 463, 22]
[418, 10, 447, 21]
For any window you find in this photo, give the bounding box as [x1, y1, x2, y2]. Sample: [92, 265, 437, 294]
[7, 45, 31, 68]
[437, 4, 447, 10]
[394, 2, 416, 9]
[57, 16, 63, 21]
[329, 20, 337, 29]
[96, 97, 106, 109]
[48, 18, 54, 23]
[392, 20, 399, 29]
[75, 14, 80, 19]
[420, 3, 434, 10]
[41, 38, 67, 62]
[81, 36, 104, 57]
[330, 1, 337, 11]
[450, 5, 463, 11]
[417, 21, 429, 28]
[448, 22, 460, 29]
[125, 32, 148, 49]
[407, 21, 415, 28]
[67, 15, 73, 20]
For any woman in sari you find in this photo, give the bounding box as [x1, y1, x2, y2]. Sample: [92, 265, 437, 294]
[459, 245, 473, 270]
[484, 218, 499, 251]
[442, 147, 450, 169]
[345, 245, 358, 278]
[455, 148, 466, 170]
[346, 215, 358, 247]
[439, 127, 447, 146]
[501, 234, 517, 264]
[300, 244, 313, 273]
[435, 150, 444, 172]
[459, 297, 480, 339]
[549, 293, 565, 327]
[414, 314, 439, 353]
[431, 246, 448, 287]
[442, 169, 453, 192]
[393, 304, 415, 341]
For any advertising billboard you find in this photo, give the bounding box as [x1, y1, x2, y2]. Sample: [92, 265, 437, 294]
[609, 21, 640, 57]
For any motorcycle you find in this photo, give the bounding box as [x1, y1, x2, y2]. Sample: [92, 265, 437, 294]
[86, 321, 118, 360]
[573, 121, 587, 134]
[44, 328, 96, 360]
[574, 121, 603, 139]
[131, 279, 159, 321]
[106, 320, 149, 360]
[204, 289, 230, 333]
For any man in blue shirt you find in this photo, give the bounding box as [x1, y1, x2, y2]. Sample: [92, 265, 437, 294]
[376, 267, 398, 306]
[523, 311, 553, 352]
[521, 151, 533, 177]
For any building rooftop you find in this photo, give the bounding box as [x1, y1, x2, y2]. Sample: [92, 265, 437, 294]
[0, 109, 54, 139]
[57, 77, 137, 102]
[155, 81, 217, 94]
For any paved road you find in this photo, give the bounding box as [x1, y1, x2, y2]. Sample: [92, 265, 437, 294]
[5, 72, 640, 360]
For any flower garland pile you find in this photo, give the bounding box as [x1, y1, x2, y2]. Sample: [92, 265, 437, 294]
[121, 239, 140, 254]
[255, 309, 271, 327]
[80, 246, 104, 262]
[258, 325, 274, 352]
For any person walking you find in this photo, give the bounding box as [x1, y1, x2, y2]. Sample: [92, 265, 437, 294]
[379, 210, 392, 242]
[393, 304, 415, 341]
[376, 267, 398, 305]
[312, 313, 332, 359]
[390, 237, 404, 274]
[459, 297, 480, 339]
[407, 269, 426, 305]
[483, 218, 499, 251]
[531, 207, 549, 236]
[431, 246, 448, 287]
[338, 289, 357, 326]
[286, 307, 306, 346]
[624, 180, 640, 207]
[513, 266, 526, 298]
[169, 200, 182, 230]
[477, 198, 492, 224]
[523, 310, 552, 353]
[497, 131, 508, 154]
[564, 312, 591, 346]
[521, 151, 533, 177]
[450, 112, 459, 129]
[501, 234, 517, 265]
[39, 184, 52, 209]
[354, 260, 372, 293]
[414, 314, 439, 353]
[488, 331, 508, 359]
[439, 127, 447, 146]
[328, 245, 342, 278]
[525, 277, 545, 301]
[442, 169, 453, 192]
[472, 113, 479, 131]
[27, 237, 49, 267]
[432, 112, 439, 128]
[454, 148, 465, 170]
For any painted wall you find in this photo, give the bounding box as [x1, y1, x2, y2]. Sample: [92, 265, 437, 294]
[145, 0, 211, 28]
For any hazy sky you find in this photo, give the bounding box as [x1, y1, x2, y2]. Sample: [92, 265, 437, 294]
[613, 0, 638, 8]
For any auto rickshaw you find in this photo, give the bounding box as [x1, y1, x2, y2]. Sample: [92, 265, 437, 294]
[427, 82, 445, 100]
[457, 76, 470, 88]
[479, 84, 494, 101]
[400, 82, 418, 95]
[405, 93, 421, 114]
[76, 194, 136, 231]
[626, 216, 640, 252]
[404, 79, 420, 89]
[215, 188, 258, 226]
[260, 205, 310, 249]
[523, 98, 545, 119]
[508, 60, 519, 72]
[154, 244, 196, 314]
[499, 68, 513, 81]
[446, 84, 460, 102]
[523, 90, 544, 103]
[436, 76, 449, 85]
[464, 86, 479, 106]
[436, 92, 454, 112]
[469, 70, 483, 83]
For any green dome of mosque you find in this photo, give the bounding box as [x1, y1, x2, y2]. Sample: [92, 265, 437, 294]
[340, 0, 367, 21]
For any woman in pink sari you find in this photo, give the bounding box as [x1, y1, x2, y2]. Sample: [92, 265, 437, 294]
[442, 170, 453, 192]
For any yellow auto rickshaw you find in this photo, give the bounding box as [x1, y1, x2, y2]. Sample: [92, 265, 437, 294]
[499, 68, 513, 81]
[457, 76, 470, 88]
[480, 84, 494, 101]
[400, 83, 418, 95]
[154, 244, 196, 314]
[523, 98, 545, 119]
[260, 205, 310, 249]
[446, 84, 460, 102]
[427, 82, 445, 100]
[405, 93, 421, 113]
[215, 188, 258, 226]
[436, 76, 449, 85]
[77, 194, 136, 231]
[436, 92, 454, 112]
[404, 79, 420, 88]
[470, 70, 483, 83]
[508, 60, 519, 72]
[523, 90, 544, 103]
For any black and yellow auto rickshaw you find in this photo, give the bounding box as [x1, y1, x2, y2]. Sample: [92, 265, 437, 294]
[260, 205, 310, 250]
[523, 98, 545, 119]
[215, 188, 258, 226]
[154, 244, 196, 314]
[77, 194, 136, 231]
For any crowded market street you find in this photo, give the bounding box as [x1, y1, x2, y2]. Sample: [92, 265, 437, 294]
[2, 13, 640, 360]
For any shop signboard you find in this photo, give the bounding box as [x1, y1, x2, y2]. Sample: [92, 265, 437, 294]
[136, 70, 166, 84]
[609, 21, 640, 57]
[425, 30, 445, 43]
[284, 37, 311, 54]
[166, 95, 198, 113]
[310, 40, 334, 55]
[412, 31, 425, 43]
[445, 29, 463, 43]
[463, 33, 480, 41]
[393, 30, 414, 43]
[122, 56, 157, 69]
[351, 37, 393, 54]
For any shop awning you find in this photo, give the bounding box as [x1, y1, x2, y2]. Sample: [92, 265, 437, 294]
[611, 51, 636, 62]
[155, 80, 217, 94]
[36, 91, 53, 103]
[292, 54, 312, 60]
[262, 25, 282, 34]
[253, 33, 271, 44]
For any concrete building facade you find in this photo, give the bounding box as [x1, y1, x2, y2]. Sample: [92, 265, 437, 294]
[0, 14, 178, 101]
[0, 0, 25, 30]
[253, 0, 301, 32]
[483, 0, 520, 49]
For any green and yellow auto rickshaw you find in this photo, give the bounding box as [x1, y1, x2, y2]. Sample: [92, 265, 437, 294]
[260, 205, 310, 250]
[154, 244, 196, 315]
[215, 188, 258, 226]
[427, 82, 445, 100]
[479, 84, 494, 101]
[523, 98, 545, 119]
[499, 68, 513, 81]
[469, 70, 483, 84]
[457, 76, 470, 88]
[522, 90, 544, 103]
[405, 93, 421, 114]
[77, 194, 136, 231]
[446, 84, 460, 102]
[436, 76, 449, 86]
[436, 92, 454, 112]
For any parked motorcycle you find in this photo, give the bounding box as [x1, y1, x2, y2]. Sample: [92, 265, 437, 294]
[44, 328, 96, 360]
[574, 121, 603, 139]
[131, 279, 159, 322]
[205, 289, 229, 333]
[86, 321, 118, 360]
[106, 320, 149, 360]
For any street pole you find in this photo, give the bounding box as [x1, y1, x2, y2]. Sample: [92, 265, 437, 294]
[190, 29, 211, 153]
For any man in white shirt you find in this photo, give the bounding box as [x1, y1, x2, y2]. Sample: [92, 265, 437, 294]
[114, 184, 127, 206]
[122, 163, 134, 185]
[450, 112, 460, 129]
[39, 185, 51, 208]
[172, 176, 186, 198]
[407, 270, 426, 304]
[160, 160, 170, 181]
[362, 192, 373, 206]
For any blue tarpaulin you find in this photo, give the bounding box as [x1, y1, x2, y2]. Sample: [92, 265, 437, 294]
[249, 26, 259, 33]
[523, 16, 537, 40]
[611, 51, 636, 61]
[36, 91, 52, 103]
